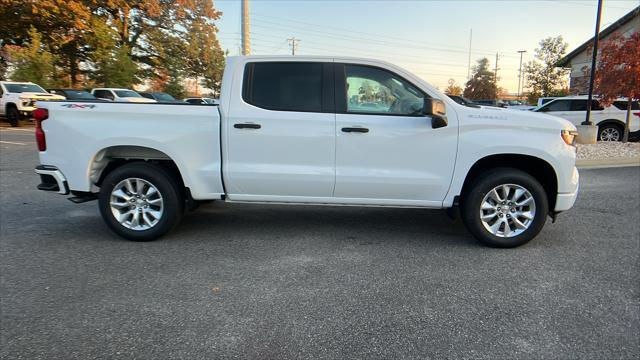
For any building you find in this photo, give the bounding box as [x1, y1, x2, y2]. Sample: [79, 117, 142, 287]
[556, 6, 639, 94]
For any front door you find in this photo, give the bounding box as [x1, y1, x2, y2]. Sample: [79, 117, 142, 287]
[333, 64, 458, 205]
[224, 61, 336, 200]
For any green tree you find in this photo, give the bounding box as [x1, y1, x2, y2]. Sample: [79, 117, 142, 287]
[524, 36, 569, 97]
[463, 58, 497, 99]
[6, 28, 60, 87]
[183, 17, 225, 95]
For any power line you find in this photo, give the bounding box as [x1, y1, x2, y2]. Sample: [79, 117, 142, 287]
[250, 17, 520, 59]
[250, 12, 522, 56]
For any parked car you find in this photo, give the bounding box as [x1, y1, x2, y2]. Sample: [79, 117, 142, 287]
[537, 97, 558, 107]
[473, 99, 507, 108]
[502, 100, 536, 111]
[139, 92, 183, 103]
[447, 95, 478, 107]
[183, 97, 218, 105]
[91, 88, 156, 103]
[533, 96, 640, 141]
[47, 89, 101, 101]
[0, 81, 65, 126]
[33, 56, 579, 248]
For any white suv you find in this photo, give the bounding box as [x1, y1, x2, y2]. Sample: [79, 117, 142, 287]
[91, 88, 156, 103]
[534, 96, 640, 141]
[0, 81, 65, 126]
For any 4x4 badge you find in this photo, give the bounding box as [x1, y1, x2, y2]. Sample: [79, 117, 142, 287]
[61, 104, 96, 109]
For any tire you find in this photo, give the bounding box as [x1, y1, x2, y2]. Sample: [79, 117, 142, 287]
[7, 106, 20, 127]
[98, 162, 184, 241]
[598, 123, 622, 142]
[460, 168, 549, 248]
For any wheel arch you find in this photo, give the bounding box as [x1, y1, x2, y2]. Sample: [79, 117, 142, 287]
[459, 154, 558, 211]
[597, 119, 625, 129]
[89, 145, 186, 190]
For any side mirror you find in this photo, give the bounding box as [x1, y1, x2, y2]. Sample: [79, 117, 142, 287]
[424, 98, 448, 129]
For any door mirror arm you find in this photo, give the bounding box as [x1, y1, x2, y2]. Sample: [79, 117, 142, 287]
[423, 98, 448, 129]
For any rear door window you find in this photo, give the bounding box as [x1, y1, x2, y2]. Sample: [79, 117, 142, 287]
[613, 101, 640, 110]
[243, 62, 324, 112]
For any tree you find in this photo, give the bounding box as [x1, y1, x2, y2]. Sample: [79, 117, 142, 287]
[445, 79, 462, 96]
[463, 58, 497, 99]
[524, 36, 569, 96]
[0, 45, 8, 81]
[6, 28, 60, 87]
[593, 32, 640, 142]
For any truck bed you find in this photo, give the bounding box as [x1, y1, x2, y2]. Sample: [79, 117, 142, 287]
[36, 101, 225, 199]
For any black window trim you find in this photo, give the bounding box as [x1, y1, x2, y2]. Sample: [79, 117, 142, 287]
[334, 63, 429, 117]
[242, 61, 334, 114]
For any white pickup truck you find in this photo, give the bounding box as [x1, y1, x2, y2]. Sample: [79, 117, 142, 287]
[33, 56, 579, 247]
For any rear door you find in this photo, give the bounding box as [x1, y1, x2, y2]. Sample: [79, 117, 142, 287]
[333, 63, 458, 204]
[224, 60, 336, 200]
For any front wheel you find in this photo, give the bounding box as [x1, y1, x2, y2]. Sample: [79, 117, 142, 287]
[461, 168, 549, 248]
[7, 106, 20, 127]
[98, 162, 184, 241]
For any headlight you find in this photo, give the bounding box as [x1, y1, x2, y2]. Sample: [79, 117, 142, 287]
[561, 129, 578, 146]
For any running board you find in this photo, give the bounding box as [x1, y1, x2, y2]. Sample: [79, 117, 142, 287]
[68, 194, 98, 204]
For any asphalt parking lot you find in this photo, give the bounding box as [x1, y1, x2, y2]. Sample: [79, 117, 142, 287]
[1, 125, 639, 359]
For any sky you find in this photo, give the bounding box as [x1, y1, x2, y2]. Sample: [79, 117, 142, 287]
[213, 0, 639, 94]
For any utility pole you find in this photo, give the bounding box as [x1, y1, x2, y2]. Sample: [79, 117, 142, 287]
[287, 37, 300, 55]
[584, 0, 603, 126]
[467, 29, 473, 80]
[494, 52, 500, 86]
[517, 50, 527, 99]
[241, 0, 250, 55]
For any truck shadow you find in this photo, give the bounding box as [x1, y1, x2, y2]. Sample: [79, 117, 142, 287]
[172, 202, 477, 248]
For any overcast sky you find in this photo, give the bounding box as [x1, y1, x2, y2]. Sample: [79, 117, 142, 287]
[214, 0, 639, 93]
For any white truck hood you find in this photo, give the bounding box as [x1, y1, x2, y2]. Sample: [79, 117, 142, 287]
[462, 105, 576, 131]
[19, 92, 66, 100]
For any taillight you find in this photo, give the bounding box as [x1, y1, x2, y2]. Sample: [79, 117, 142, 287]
[633, 112, 640, 117]
[33, 108, 48, 151]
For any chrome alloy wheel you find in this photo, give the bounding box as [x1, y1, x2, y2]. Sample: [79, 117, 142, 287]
[110, 178, 164, 231]
[599, 127, 621, 141]
[479, 184, 536, 238]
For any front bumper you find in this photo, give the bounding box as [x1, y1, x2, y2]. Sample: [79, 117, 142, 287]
[555, 167, 579, 212]
[34, 165, 69, 195]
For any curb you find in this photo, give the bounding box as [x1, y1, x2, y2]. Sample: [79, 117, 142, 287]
[577, 157, 640, 169]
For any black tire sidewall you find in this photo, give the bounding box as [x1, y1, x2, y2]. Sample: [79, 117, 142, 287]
[98, 163, 183, 241]
[461, 168, 549, 248]
[8, 107, 19, 127]
[598, 124, 622, 142]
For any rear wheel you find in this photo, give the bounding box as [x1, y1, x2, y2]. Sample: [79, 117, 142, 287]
[7, 106, 20, 127]
[598, 123, 622, 142]
[98, 162, 183, 241]
[461, 168, 548, 248]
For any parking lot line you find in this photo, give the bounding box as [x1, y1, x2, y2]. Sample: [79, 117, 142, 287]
[0, 128, 35, 133]
[0, 140, 27, 145]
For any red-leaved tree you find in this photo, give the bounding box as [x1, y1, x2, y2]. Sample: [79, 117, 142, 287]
[594, 32, 640, 142]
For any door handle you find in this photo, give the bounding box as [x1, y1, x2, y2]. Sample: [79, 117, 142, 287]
[234, 123, 261, 129]
[341, 127, 369, 133]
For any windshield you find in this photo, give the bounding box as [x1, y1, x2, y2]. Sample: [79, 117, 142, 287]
[154, 93, 176, 101]
[114, 90, 142, 98]
[66, 91, 96, 99]
[6, 83, 47, 93]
